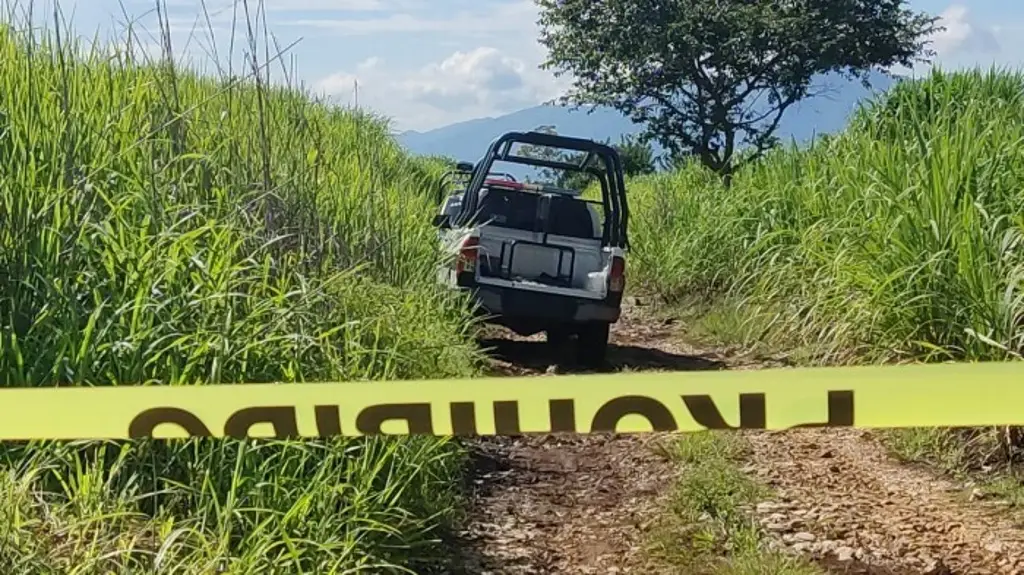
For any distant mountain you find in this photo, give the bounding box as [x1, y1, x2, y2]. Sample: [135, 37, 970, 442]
[397, 105, 642, 163]
[396, 71, 897, 167]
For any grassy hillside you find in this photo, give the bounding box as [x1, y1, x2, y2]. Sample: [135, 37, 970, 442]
[0, 18, 483, 575]
[627, 67, 1024, 574]
[628, 68, 1024, 365]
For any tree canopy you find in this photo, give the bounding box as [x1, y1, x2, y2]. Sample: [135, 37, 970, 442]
[535, 0, 942, 181]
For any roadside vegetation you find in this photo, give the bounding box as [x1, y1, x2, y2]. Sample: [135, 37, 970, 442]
[646, 432, 820, 575]
[6, 0, 1024, 570]
[527, 0, 1024, 568]
[630, 68, 1024, 366]
[0, 8, 484, 574]
[624, 67, 1024, 563]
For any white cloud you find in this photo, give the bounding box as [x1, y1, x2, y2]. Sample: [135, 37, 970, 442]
[300, 0, 564, 129]
[146, 0, 378, 11]
[71, 0, 561, 129]
[317, 71, 360, 96]
[401, 47, 528, 110]
[285, 0, 537, 36]
[153, 0, 421, 16]
[315, 45, 564, 130]
[263, 0, 389, 10]
[316, 58, 381, 102]
[356, 56, 380, 71]
[930, 5, 1000, 56]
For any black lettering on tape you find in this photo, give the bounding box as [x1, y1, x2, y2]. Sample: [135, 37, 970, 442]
[356, 403, 433, 435]
[493, 399, 576, 434]
[682, 393, 766, 430]
[126, 389, 856, 441]
[494, 401, 521, 435]
[223, 406, 300, 438]
[549, 399, 576, 432]
[450, 400, 575, 435]
[590, 396, 677, 432]
[314, 405, 342, 436]
[790, 390, 855, 428]
[450, 402, 477, 436]
[128, 407, 212, 438]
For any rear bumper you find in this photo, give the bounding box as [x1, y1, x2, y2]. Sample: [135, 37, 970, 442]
[457, 272, 621, 324]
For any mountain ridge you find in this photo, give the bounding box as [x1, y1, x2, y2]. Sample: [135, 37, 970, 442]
[395, 71, 898, 164]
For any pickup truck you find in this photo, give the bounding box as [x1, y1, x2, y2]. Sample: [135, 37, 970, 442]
[432, 131, 630, 367]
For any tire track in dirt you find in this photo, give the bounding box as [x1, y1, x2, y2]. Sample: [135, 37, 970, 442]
[447, 302, 1024, 574]
[447, 303, 741, 574]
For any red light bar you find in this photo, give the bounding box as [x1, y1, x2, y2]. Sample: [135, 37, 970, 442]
[483, 179, 555, 194]
[484, 178, 524, 189]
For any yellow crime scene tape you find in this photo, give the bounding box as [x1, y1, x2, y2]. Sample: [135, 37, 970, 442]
[0, 361, 1020, 441]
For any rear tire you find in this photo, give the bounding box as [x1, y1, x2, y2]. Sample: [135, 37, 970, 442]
[576, 322, 610, 367]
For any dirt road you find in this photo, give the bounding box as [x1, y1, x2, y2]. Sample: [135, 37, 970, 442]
[447, 303, 1024, 574]
[748, 429, 1024, 574]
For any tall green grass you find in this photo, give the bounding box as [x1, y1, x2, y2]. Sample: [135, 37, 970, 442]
[628, 68, 1024, 364]
[636, 67, 1024, 569]
[647, 433, 820, 575]
[0, 5, 482, 573]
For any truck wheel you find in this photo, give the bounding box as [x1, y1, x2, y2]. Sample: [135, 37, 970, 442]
[576, 322, 610, 367]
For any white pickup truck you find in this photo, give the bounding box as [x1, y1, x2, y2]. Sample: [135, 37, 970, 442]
[432, 131, 630, 367]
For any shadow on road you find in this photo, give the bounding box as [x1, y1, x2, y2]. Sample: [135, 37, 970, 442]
[441, 325, 729, 572]
[478, 336, 726, 374]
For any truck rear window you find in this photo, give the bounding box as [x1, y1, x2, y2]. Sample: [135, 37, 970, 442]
[475, 189, 599, 240]
[476, 189, 538, 231]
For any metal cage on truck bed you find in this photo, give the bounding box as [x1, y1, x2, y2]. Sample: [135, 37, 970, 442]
[452, 131, 630, 250]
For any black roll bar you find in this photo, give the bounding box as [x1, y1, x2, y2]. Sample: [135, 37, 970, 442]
[454, 131, 629, 249]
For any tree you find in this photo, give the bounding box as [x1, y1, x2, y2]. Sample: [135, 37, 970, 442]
[536, 0, 942, 183]
[516, 125, 566, 183]
[616, 134, 656, 178]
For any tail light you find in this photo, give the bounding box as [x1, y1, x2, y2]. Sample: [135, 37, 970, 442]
[608, 255, 625, 293]
[456, 236, 480, 275]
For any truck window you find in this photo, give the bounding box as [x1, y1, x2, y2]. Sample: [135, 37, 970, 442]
[475, 188, 600, 240]
[547, 195, 600, 240]
[476, 189, 538, 232]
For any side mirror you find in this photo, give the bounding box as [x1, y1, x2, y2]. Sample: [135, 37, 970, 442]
[432, 214, 452, 229]
[455, 161, 474, 173]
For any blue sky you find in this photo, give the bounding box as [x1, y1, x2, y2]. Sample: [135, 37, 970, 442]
[11, 0, 1024, 132]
